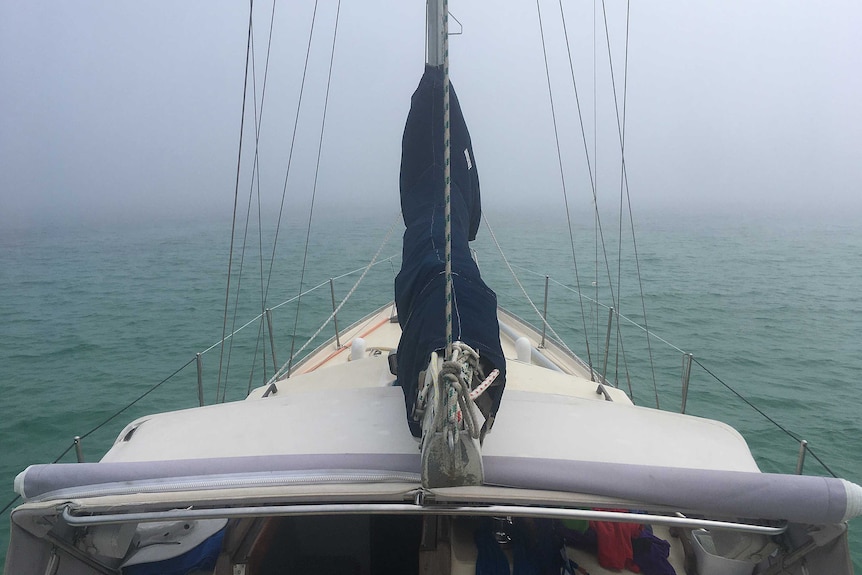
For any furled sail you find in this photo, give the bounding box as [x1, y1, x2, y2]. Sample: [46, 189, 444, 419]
[394, 65, 506, 437]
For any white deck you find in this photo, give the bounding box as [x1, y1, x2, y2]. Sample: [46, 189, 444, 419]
[104, 304, 758, 474]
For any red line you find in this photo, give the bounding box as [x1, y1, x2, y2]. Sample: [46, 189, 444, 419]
[300, 315, 392, 374]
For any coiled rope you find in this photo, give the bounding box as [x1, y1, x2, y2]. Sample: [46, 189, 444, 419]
[419, 342, 497, 444]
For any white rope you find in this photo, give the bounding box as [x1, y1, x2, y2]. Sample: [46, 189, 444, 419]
[198, 254, 400, 356]
[440, 342, 481, 440]
[329, 255, 399, 283]
[470, 368, 499, 401]
[417, 342, 487, 442]
[269, 211, 402, 382]
[271, 256, 400, 312]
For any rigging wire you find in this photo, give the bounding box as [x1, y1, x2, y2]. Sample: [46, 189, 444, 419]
[221, 23, 262, 403]
[255, 0, 281, 337]
[537, 0, 595, 378]
[613, 0, 638, 402]
[598, 0, 660, 408]
[502, 261, 837, 477]
[273, 212, 402, 382]
[0, 495, 19, 518]
[556, 0, 634, 379]
[547, 275, 683, 353]
[613, 0, 630, 389]
[249, 0, 284, 389]
[226, 0, 278, 401]
[216, 0, 255, 405]
[227, 0, 281, 400]
[571, 9, 622, 334]
[79, 357, 197, 441]
[286, 0, 342, 377]
[484, 217, 587, 370]
[260, 0, 322, 373]
[691, 358, 838, 479]
[0, 431, 81, 514]
[593, 0, 599, 357]
[0, 496, 19, 518]
[253, 6, 268, 385]
[583, 0, 637, 400]
[198, 256, 400, 357]
[0, 358, 194, 518]
[555, 0, 646, 401]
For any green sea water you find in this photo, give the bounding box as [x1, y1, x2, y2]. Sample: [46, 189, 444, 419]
[2, 207, 861, 569]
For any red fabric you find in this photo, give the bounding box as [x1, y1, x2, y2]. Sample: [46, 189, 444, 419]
[590, 520, 643, 572]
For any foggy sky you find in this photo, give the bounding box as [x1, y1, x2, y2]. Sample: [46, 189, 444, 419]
[1, 1, 860, 229]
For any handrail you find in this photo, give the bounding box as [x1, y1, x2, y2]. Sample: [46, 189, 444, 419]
[61, 504, 787, 536]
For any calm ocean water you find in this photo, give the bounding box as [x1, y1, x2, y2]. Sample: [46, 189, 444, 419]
[2, 207, 861, 568]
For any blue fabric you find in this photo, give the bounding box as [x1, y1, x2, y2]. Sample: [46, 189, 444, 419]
[474, 522, 511, 575]
[395, 65, 506, 436]
[122, 527, 225, 575]
[474, 519, 562, 575]
[632, 529, 677, 575]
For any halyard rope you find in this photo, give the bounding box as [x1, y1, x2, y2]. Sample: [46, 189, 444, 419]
[443, 0, 454, 360]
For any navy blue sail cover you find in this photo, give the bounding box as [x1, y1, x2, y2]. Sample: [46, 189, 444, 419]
[395, 65, 506, 436]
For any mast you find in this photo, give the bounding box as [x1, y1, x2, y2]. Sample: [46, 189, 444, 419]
[427, 0, 453, 359]
[426, 0, 444, 66]
[409, 1, 502, 488]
